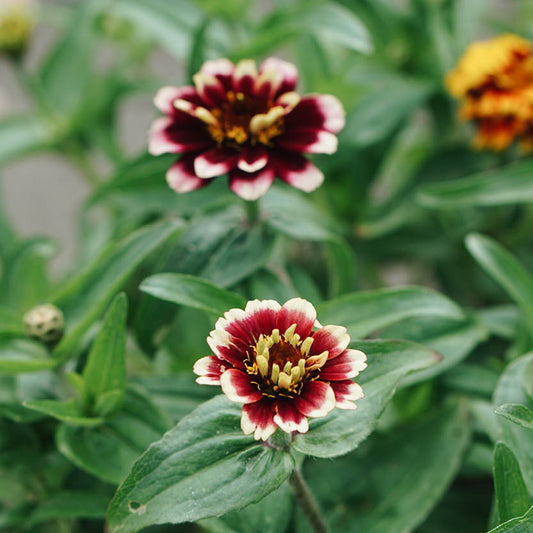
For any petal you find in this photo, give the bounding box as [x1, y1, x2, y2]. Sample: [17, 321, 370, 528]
[193, 355, 227, 385]
[193, 72, 227, 107]
[320, 349, 367, 381]
[194, 147, 238, 178]
[229, 165, 275, 201]
[166, 154, 212, 193]
[310, 325, 350, 359]
[274, 400, 309, 434]
[243, 299, 282, 336]
[284, 95, 345, 134]
[241, 400, 277, 441]
[237, 145, 269, 173]
[233, 59, 258, 94]
[271, 151, 324, 192]
[260, 57, 298, 96]
[220, 369, 263, 404]
[153, 85, 203, 115]
[277, 297, 317, 339]
[294, 381, 336, 418]
[277, 129, 338, 154]
[330, 380, 364, 410]
[200, 58, 235, 89]
[207, 336, 247, 370]
[148, 117, 212, 155]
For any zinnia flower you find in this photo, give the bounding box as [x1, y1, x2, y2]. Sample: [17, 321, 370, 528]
[193, 298, 367, 441]
[446, 34, 533, 151]
[149, 58, 345, 200]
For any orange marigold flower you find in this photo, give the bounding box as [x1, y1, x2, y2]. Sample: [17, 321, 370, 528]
[445, 34, 533, 151]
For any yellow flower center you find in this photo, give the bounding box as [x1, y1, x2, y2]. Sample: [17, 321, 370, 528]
[244, 324, 328, 399]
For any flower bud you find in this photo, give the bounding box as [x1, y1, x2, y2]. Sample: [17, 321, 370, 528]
[23, 303, 64, 344]
[0, 0, 36, 57]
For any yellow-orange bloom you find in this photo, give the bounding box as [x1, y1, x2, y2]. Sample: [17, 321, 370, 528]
[446, 34, 533, 151]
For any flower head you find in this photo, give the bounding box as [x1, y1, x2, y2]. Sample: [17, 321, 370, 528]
[0, 0, 36, 56]
[446, 34, 533, 151]
[194, 298, 367, 441]
[149, 58, 345, 200]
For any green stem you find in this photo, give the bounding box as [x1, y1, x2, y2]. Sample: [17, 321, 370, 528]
[289, 467, 330, 533]
[243, 199, 260, 226]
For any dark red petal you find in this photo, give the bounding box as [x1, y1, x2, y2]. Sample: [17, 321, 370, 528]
[229, 165, 275, 201]
[284, 95, 345, 134]
[237, 145, 268, 173]
[194, 147, 238, 179]
[207, 335, 247, 371]
[193, 73, 227, 107]
[232, 59, 258, 95]
[294, 381, 336, 417]
[154, 85, 203, 115]
[320, 349, 367, 381]
[241, 399, 277, 440]
[309, 325, 350, 359]
[330, 380, 364, 410]
[259, 57, 298, 97]
[193, 355, 227, 385]
[149, 117, 213, 155]
[166, 155, 212, 193]
[270, 151, 323, 192]
[243, 300, 282, 337]
[200, 58, 235, 90]
[277, 297, 316, 339]
[220, 369, 263, 404]
[274, 399, 309, 434]
[276, 128, 338, 154]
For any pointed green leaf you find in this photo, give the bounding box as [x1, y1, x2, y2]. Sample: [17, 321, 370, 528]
[0, 338, 55, 373]
[466, 233, 533, 331]
[317, 286, 464, 339]
[140, 273, 246, 317]
[488, 506, 533, 532]
[494, 442, 531, 524]
[293, 339, 439, 457]
[83, 293, 127, 416]
[496, 404, 533, 430]
[23, 398, 104, 427]
[52, 219, 183, 360]
[107, 395, 295, 533]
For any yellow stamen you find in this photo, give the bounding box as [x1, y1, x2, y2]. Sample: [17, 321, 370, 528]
[284, 324, 297, 343]
[278, 372, 291, 389]
[271, 363, 280, 384]
[300, 337, 314, 356]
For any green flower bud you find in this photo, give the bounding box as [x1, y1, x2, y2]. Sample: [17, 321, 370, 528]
[23, 303, 64, 344]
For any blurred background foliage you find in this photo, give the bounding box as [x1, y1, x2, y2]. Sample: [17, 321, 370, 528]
[2, 0, 533, 532]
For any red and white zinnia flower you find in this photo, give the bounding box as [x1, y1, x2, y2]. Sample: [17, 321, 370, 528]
[194, 298, 367, 441]
[149, 58, 345, 200]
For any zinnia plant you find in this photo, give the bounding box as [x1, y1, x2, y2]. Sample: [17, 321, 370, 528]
[194, 298, 367, 440]
[149, 57, 345, 199]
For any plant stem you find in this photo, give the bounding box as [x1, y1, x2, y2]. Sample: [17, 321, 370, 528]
[289, 467, 330, 533]
[243, 199, 260, 226]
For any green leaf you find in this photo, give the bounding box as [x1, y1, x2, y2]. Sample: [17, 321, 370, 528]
[83, 293, 127, 416]
[202, 225, 275, 288]
[466, 233, 533, 332]
[39, 2, 96, 114]
[0, 115, 54, 165]
[23, 398, 104, 427]
[0, 338, 55, 373]
[317, 286, 464, 339]
[487, 506, 533, 532]
[0, 306, 23, 336]
[496, 404, 533, 430]
[344, 76, 433, 146]
[418, 161, 533, 208]
[293, 339, 439, 457]
[494, 442, 531, 524]
[140, 273, 246, 317]
[0, 237, 55, 311]
[297, 403, 470, 533]
[57, 386, 171, 484]
[27, 490, 109, 527]
[106, 396, 295, 533]
[494, 352, 533, 493]
[52, 219, 183, 360]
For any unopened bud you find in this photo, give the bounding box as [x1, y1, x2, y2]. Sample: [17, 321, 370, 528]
[0, 0, 36, 57]
[23, 303, 64, 344]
